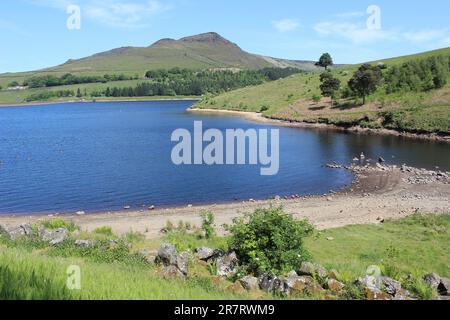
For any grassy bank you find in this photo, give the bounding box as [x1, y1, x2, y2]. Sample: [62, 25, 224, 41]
[1, 213, 448, 300]
[194, 48, 450, 135]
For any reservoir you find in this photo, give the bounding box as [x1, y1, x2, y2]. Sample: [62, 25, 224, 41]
[0, 100, 448, 214]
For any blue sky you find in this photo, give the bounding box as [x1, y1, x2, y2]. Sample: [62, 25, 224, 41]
[1, 0, 449, 73]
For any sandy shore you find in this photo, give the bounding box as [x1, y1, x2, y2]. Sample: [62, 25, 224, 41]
[1, 166, 449, 239]
[188, 108, 450, 143]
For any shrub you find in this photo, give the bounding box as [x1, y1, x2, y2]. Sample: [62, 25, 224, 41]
[40, 219, 80, 232]
[123, 231, 145, 243]
[260, 105, 270, 112]
[312, 94, 321, 103]
[200, 211, 216, 240]
[227, 206, 314, 274]
[93, 226, 114, 237]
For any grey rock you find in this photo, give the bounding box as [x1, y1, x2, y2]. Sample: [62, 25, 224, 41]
[438, 277, 450, 296]
[42, 228, 69, 245]
[161, 265, 184, 279]
[356, 275, 379, 291]
[195, 247, 219, 261]
[393, 288, 411, 300]
[423, 273, 441, 290]
[216, 251, 239, 277]
[259, 273, 277, 292]
[298, 261, 327, 280]
[176, 251, 190, 276]
[327, 278, 346, 292]
[379, 276, 402, 296]
[286, 270, 298, 278]
[156, 243, 178, 266]
[6, 223, 34, 240]
[75, 239, 96, 248]
[258, 273, 285, 294]
[298, 261, 315, 277]
[239, 276, 259, 291]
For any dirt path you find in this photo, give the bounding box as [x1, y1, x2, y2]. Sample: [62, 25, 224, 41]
[1, 167, 449, 239]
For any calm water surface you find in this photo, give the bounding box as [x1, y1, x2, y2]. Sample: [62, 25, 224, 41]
[0, 100, 449, 214]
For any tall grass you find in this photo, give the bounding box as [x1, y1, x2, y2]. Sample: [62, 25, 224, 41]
[0, 248, 248, 300]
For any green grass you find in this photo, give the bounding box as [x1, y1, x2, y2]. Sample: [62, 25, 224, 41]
[0, 248, 249, 300]
[307, 214, 450, 298]
[0, 213, 448, 300]
[194, 47, 450, 134]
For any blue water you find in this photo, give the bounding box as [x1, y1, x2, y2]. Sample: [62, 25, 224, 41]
[0, 100, 449, 215]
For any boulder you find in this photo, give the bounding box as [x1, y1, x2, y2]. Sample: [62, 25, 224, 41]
[283, 275, 323, 296]
[355, 275, 389, 300]
[393, 288, 411, 300]
[75, 239, 96, 248]
[161, 265, 184, 279]
[156, 243, 178, 266]
[195, 247, 219, 261]
[438, 277, 450, 296]
[379, 277, 402, 296]
[259, 273, 278, 292]
[41, 228, 69, 245]
[327, 278, 345, 292]
[328, 269, 341, 280]
[298, 262, 327, 280]
[239, 276, 259, 291]
[298, 262, 315, 277]
[6, 223, 34, 240]
[176, 251, 190, 276]
[216, 251, 239, 277]
[356, 275, 378, 291]
[364, 287, 392, 300]
[423, 273, 441, 290]
[356, 275, 409, 300]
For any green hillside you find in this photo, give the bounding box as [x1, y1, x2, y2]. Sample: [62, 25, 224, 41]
[0, 32, 319, 89]
[194, 47, 450, 135]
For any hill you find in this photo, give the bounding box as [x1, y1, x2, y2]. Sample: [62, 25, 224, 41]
[194, 47, 450, 135]
[0, 32, 319, 88]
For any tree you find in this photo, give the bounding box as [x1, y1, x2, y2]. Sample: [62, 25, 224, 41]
[8, 81, 19, 88]
[227, 206, 314, 274]
[319, 72, 341, 106]
[316, 53, 333, 70]
[348, 64, 383, 105]
[76, 88, 82, 98]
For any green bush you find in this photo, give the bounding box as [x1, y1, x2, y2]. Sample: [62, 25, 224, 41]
[312, 94, 321, 103]
[227, 206, 314, 275]
[93, 226, 114, 237]
[200, 211, 216, 240]
[39, 219, 80, 232]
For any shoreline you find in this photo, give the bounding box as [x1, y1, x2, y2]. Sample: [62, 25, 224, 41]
[1, 164, 449, 239]
[188, 108, 450, 143]
[0, 97, 200, 108]
[1, 99, 447, 143]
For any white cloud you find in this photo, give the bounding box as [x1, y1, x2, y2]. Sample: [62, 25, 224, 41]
[272, 19, 300, 32]
[314, 21, 395, 44]
[314, 20, 450, 46]
[403, 29, 449, 44]
[28, 0, 171, 29]
[333, 11, 365, 18]
[84, 0, 171, 28]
